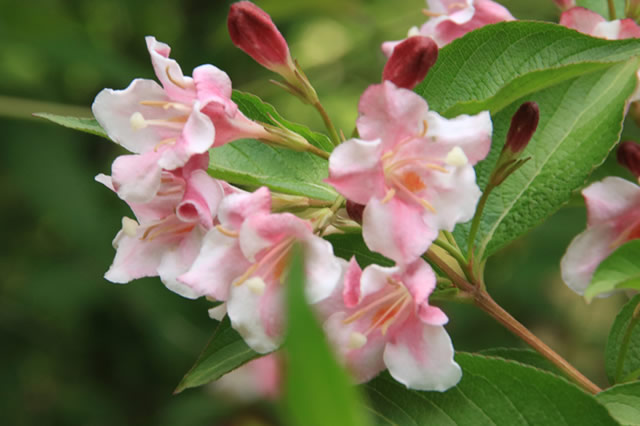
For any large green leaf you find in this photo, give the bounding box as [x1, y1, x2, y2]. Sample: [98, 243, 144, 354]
[597, 382, 640, 426]
[417, 21, 640, 117]
[478, 347, 562, 376]
[207, 91, 338, 201]
[462, 59, 639, 257]
[606, 294, 640, 384]
[585, 241, 640, 301]
[174, 315, 259, 394]
[364, 353, 617, 426]
[33, 113, 108, 139]
[284, 246, 371, 426]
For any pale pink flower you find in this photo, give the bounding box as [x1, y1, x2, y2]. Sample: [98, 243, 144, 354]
[560, 7, 640, 40]
[212, 353, 281, 401]
[382, 0, 514, 55]
[327, 81, 491, 264]
[93, 36, 269, 203]
[97, 154, 224, 298]
[226, 210, 343, 353]
[321, 258, 461, 391]
[561, 177, 640, 295]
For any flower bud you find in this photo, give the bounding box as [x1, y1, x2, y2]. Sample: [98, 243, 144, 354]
[228, 2, 294, 73]
[346, 200, 365, 224]
[617, 141, 640, 178]
[382, 36, 438, 90]
[553, 0, 576, 11]
[505, 101, 539, 154]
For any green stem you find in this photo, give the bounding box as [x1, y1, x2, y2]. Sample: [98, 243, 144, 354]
[432, 238, 469, 276]
[306, 143, 330, 160]
[466, 182, 494, 260]
[608, 0, 617, 19]
[615, 301, 640, 382]
[443, 230, 458, 247]
[313, 101, 341, 147]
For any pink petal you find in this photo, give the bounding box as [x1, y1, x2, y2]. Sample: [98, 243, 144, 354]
[618, 18, 640, 39]
[425, 110, 492, 165]
[343, 258, 363, 308]
[146, 36, 195, 104]
[157, 106, 215, 170]
[239, 212, 312, 262]
[176, 170, 223, 228]
[356, 82, 431, 151]
[157, 227, 205, 299]
[402, 259, 437, 306]
[560, 7, 606, 36]
[192, 64, 235, 113]
[363, 197, 437, 264]
[111, 152, 163, 204]
[428, 163, 482, 232]
[326, 138, 386, 204]
[584, 177, 640, 226]
[105, 228, 167, 283]
[383, 320, 461, 391]
[360, 264, 400, 299]
[218, 186, 272, 230]
[303, 234, 343, 304]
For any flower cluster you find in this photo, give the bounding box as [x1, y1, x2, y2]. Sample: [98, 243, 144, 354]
[93, 1, 505, 392]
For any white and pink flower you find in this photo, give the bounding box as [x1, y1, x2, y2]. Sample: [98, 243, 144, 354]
[320, 258, 461, 391]
[97, 153, 224, 298]
[93, 36, 269, 203]
[382, 0, 514, 55]
[559, 7, 640, 40]
[327, 81, 491, 264]
[561, 176, 640, 295]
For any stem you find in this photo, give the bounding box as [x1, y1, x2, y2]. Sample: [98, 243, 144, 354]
[475, 291, 601, 394]
[425, 249, 602, 395]
[306, 143, 330, 160]
[615, 301, 640, 382]
[608, 0, 617, 19]
[466, 182, 494, 260]
[313, 101, 340, 147]
[432, 239, 469, 275]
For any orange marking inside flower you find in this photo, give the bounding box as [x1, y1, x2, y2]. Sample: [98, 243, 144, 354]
[401, 171, 426, 192]
[627, 221, 640, 241]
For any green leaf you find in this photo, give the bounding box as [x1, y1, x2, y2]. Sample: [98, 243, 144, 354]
[478, 347, 563, 376]
[174, 315, 259, 394]
[417, 21, 640, 117]
[462, 59, 639, 258]
[416, 22, 640, 258]
[364, 353, 617, 426]
[207, 91, 337, 201]
[585, 241, 640, 301]
[597, 382, 640, 426]
[33, 113, 109, 139]
[324, 233, 394, 268]
[284, 246, 371, 426]
[606, 294, 640, 384]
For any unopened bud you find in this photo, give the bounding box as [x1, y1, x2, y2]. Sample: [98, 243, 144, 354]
[346, 200, 365, 224]
[228, 2, 293, 73]
[382, 36, 438, 90]
[553, 0, 576, 11]
[617, 141, 640, 178]
[505, 102, 539, 154]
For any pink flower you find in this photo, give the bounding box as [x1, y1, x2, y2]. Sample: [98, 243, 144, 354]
[561, 177, 640, 295]
[93, 36, 269, 203]
[560, 7, 640, 40]
[213, 353, 282, 401]
[327, 81, 491, 264]
[321, 258, 461, 391]
[97, 154, 224, 298]
[226, 211, 343, 353]
[382, 0, 514, 55]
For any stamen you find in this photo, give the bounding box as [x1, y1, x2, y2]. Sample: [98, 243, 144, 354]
[166, 65, 188, 89]
[121, 217, 139, 237]
[234, 237, 295, 286]
[139, 100, 191, 112]
[154, 138, 177, 152]
[130, 112, 147, 130]
[342, 287, 405, 324]
[362, 292, 410, 337]
[390, 175, 436, 213]
[420, 119, 429, 137]
[445, 146, 468, 167]
[246, 277, 266, 295]
[216, 225, 239, 238]
[425, 163, 449, 173]
[347, 332, 368, 350]
[145, 223, 194, 241]
[422, 8, 443, 17]
[381, 188, 396, 204]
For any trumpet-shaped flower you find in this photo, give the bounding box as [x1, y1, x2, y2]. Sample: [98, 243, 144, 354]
[93, 36, 269, 203]
[321, 258, 461, 391]
[382, 0, 514, 55]
[327, 81, 491, 264]
[559, 7, 640, 40]
[561, 177, 640, 295]
[97, 154, 224, 298]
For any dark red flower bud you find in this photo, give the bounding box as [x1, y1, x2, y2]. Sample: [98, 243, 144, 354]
[618, 141, 640, 178]
[382, 36, 438, 90]
[346, 200, 365, 224]
[505, 101, 539, 154]
[228, 2, 293, 72]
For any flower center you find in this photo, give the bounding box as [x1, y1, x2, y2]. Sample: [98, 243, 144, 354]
[233, 236, 296, 292]
[139, 215, 195, 241]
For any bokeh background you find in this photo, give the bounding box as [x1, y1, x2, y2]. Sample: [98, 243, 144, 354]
[1, 0, 636, 424]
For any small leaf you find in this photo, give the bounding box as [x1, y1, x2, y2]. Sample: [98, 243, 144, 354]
[174, 316, 259, 394]
[585, 241, 640, 301]
[207, 91, 337, 201]
[596, 382, 640, 426]
[284, 246, 371, 426]
[324, 233, 394, 268]
[33, 113, 109, 139]
[364, 353, 617, 425]
[606, 294, 640, 384]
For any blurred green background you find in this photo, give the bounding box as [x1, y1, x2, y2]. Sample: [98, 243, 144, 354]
[1, 0, 635, 424]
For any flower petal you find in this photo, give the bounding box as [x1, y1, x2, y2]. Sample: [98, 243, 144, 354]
[176, 170, 223, 228]
[219, 186, 272, 230]
[111, 152, 163, 204]
[146, 36, 195, 103]
[303, 234, 343, 304]
[583, 176, 640, 226]
[428, 163, 482, 232]
[158, 228, 205, 299]
[425, 110, 492, 165]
